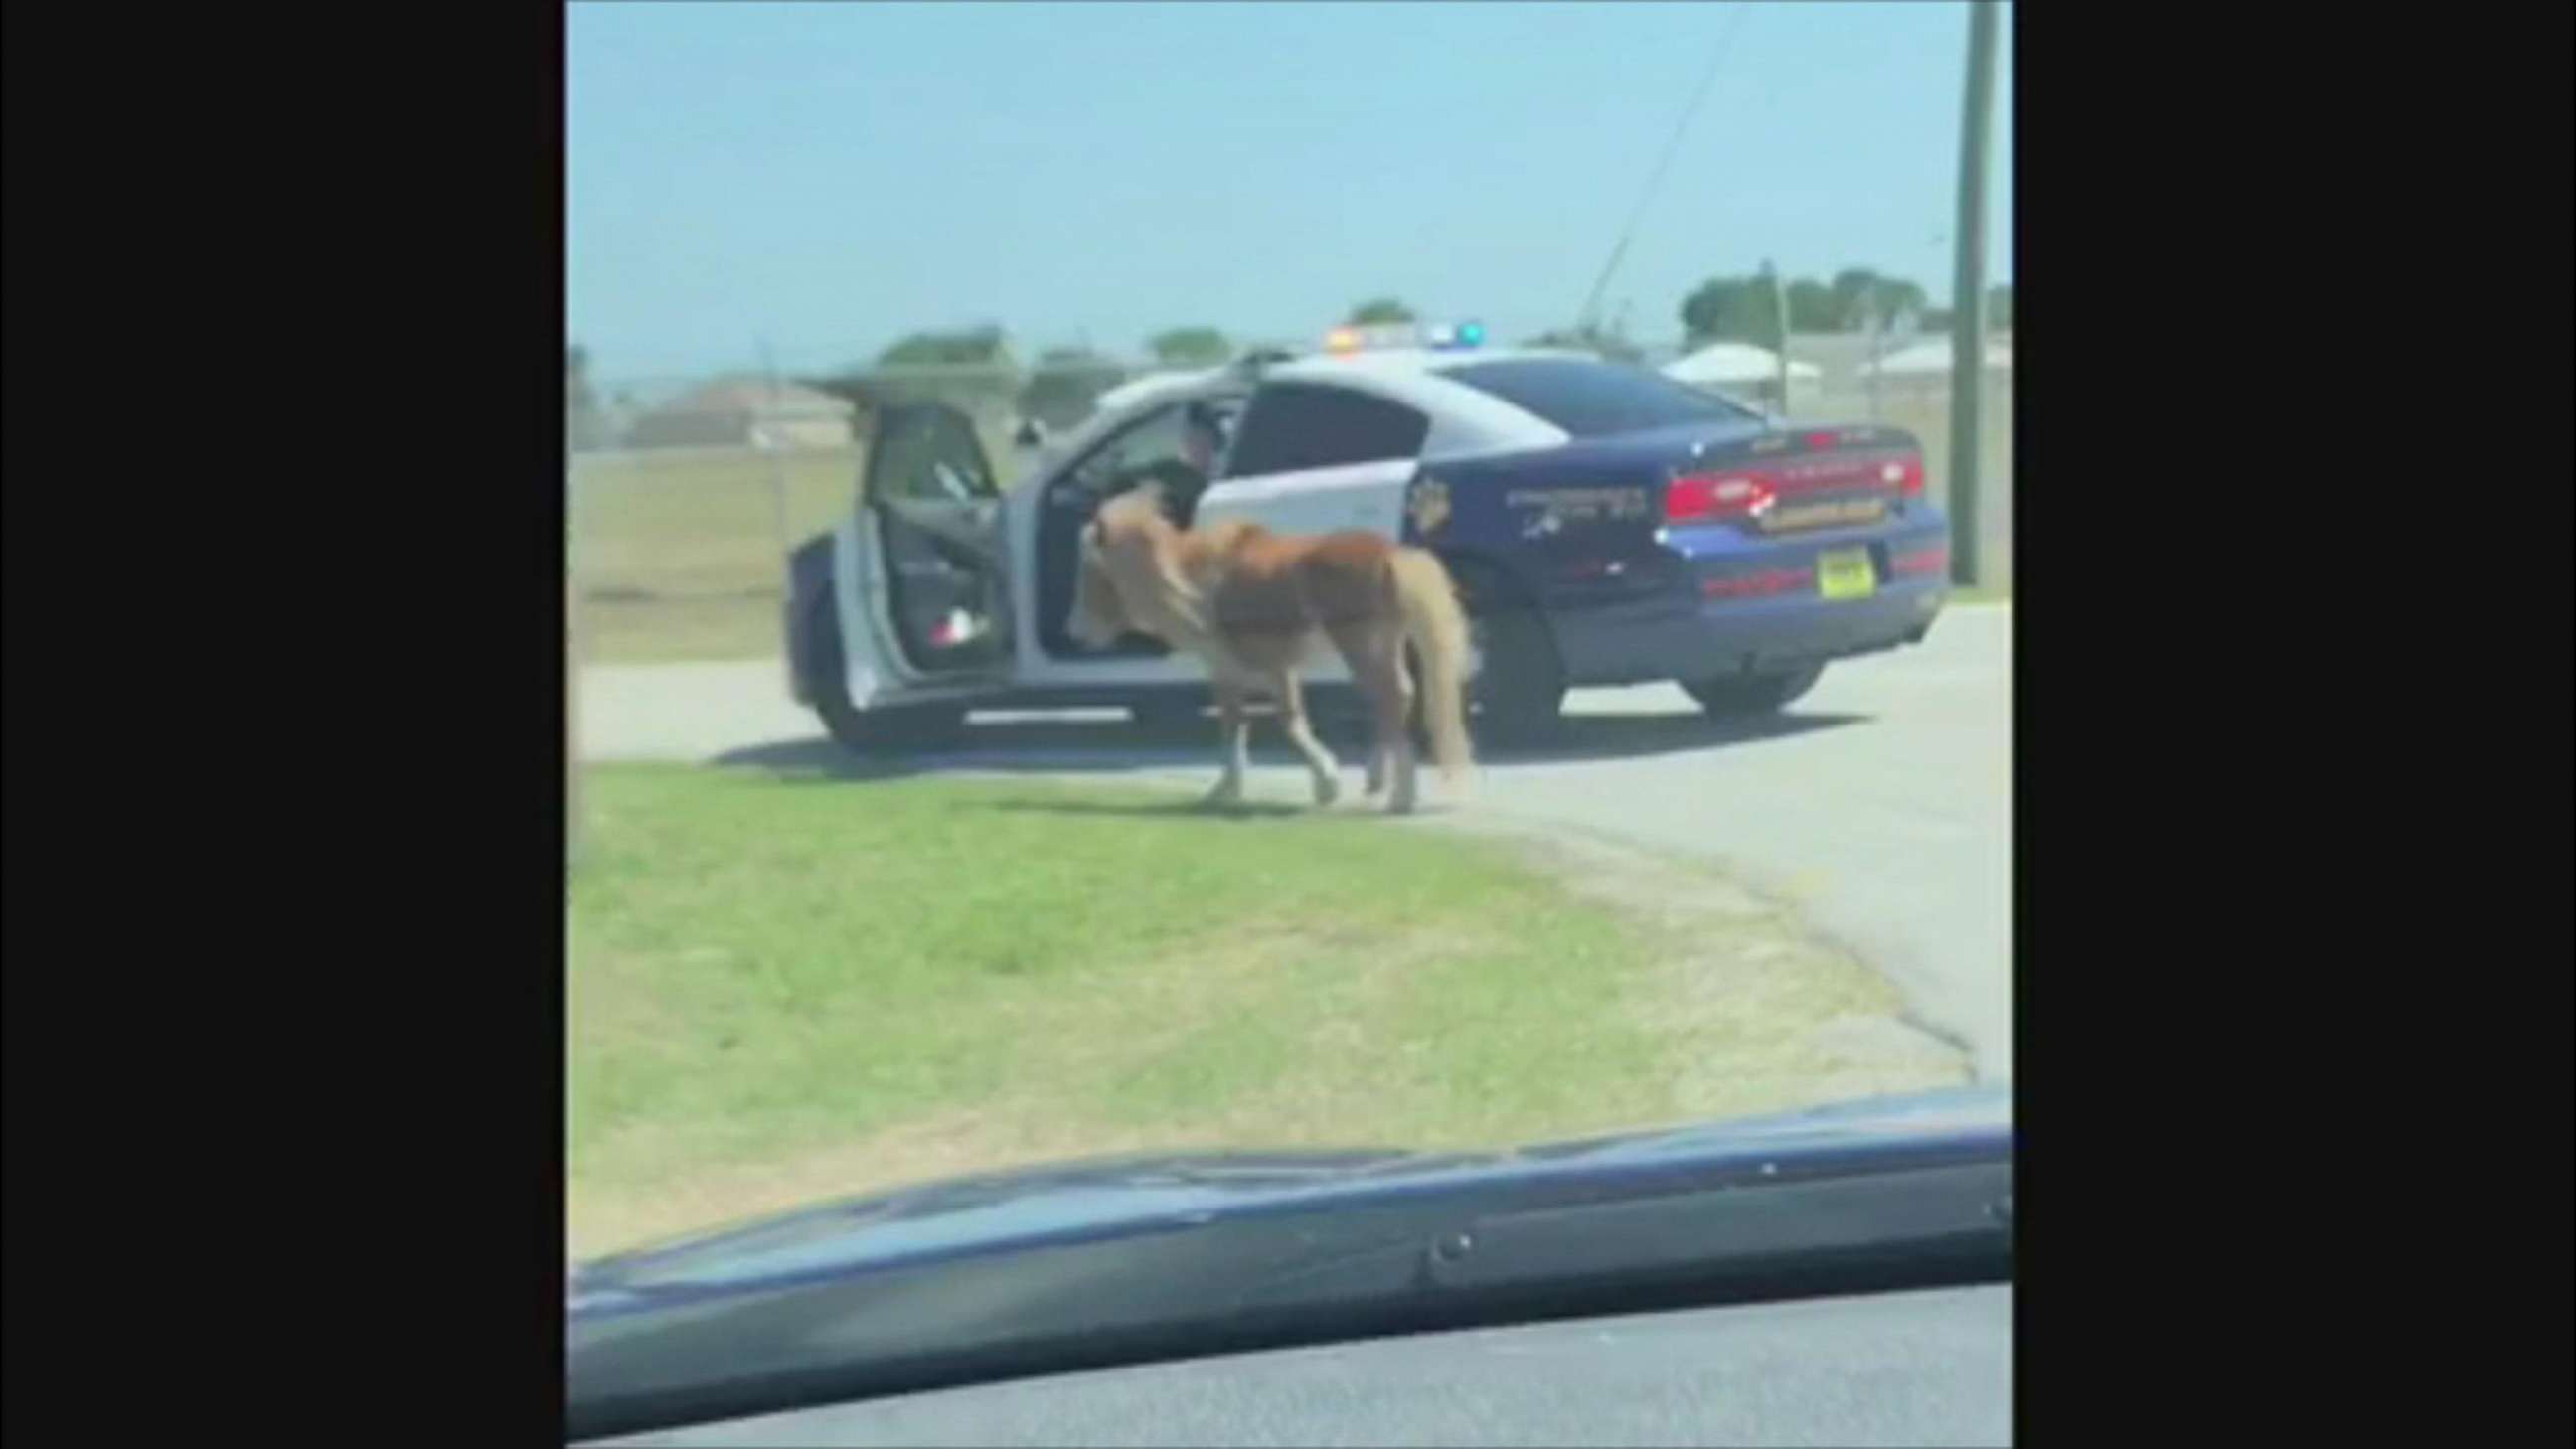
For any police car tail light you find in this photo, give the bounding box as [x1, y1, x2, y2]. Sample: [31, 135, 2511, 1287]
[1889, 453, 1926, 498]
[1666, 470, 1777, 523]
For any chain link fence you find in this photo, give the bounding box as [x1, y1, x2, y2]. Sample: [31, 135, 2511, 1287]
[566, 360, 1169, 668]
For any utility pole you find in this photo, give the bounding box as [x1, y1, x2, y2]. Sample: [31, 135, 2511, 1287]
[564, 348, 583, 881]
[565, 450, 582, 880]
[1862, 305, 1883, 424]
[1947, 1, 1999, 587]
[757, 337, 791, 564]
[1765, 258, 1790, 415]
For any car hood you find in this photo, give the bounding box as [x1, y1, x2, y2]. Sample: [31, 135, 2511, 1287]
[570, 1085, 2009, 1308]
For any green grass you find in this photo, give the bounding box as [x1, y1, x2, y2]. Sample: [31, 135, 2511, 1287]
[566, 766, 1941, 1253]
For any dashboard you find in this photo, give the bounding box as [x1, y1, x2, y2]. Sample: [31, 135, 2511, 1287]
[585, 1282, 2011, 1447]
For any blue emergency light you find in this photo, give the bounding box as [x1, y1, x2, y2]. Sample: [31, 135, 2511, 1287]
[1326, 319, 1486, 354]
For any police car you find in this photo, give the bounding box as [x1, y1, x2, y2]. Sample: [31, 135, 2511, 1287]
[783, 322, 1951, 752]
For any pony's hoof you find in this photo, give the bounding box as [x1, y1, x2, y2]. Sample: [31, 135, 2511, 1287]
[1312, 776, 1341, 807]
[1387, 792, 1419, 816]
[1201, 783, 1243, 809]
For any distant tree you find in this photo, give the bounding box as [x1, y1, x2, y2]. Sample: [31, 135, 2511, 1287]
[1679, 274, 1783, 346]
[1828, 267, 1931, 330]
[1784, 279, 1840, 333]
[1829, 268, 1881, 328]
[877, 324, 1011, 368]
[1147, 326, 1232, 365]
[1019, 346, 1129, 429]
[1679, 276, 1748, 343]
[1346, 297, 1416, 326]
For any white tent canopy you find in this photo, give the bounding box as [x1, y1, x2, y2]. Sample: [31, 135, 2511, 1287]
[1868, 338, 2012, 378]
[1661, 341, 1822, 387]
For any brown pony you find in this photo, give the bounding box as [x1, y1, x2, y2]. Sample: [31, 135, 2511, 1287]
[1068, 486, 1474, 813]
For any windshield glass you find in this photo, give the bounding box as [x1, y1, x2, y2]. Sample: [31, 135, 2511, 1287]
[567, 0, 2013, 1399]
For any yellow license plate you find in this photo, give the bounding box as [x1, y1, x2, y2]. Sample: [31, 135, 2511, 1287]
[1816, 547, 1877, 600]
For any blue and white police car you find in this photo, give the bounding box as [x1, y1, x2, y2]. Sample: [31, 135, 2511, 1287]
[782, 322, 1951, 752]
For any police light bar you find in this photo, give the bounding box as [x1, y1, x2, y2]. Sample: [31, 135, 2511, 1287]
[1324, 320, 1486, 354]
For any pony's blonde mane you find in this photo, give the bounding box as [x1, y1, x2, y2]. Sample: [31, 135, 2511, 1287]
[1087, 487, 1214, 646]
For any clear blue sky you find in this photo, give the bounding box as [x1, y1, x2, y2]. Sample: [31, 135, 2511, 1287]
[568, 1, 2012, 380]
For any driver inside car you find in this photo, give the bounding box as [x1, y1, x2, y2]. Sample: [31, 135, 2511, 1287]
[1109, 401, 1227, 529]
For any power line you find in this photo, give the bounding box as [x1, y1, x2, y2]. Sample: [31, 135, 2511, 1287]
[1576, 3, 1756, 333]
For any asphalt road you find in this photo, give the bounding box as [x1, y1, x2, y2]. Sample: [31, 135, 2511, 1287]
[577, 604, 2011, 1081]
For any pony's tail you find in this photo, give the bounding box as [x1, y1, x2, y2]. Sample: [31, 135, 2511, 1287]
[1388, 548, 1475, 791]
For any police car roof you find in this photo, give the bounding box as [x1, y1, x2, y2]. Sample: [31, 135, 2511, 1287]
[1091, 365, 1230, 413]
[1264, 345, 1592, 382]
[1256, 347, 1594, 460]
[1048, 346, 1605, 473]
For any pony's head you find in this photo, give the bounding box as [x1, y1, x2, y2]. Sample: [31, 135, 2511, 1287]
[1067, 486, 1191, 650]
[1067, 516, 1132, 649]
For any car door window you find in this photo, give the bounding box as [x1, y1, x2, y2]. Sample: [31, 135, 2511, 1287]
[1223, 383, 1430, 478]
[1065, 399, 1241, 495]
[861, 404, 1010, 674]
[869, 406, 998, 506]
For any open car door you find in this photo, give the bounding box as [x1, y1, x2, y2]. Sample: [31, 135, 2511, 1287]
[838, 402, 1015, 702]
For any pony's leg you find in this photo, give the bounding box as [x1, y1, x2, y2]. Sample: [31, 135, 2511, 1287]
[1270, 669, 1341, 807]
[1344, 627, 1418, 814]
[1378, 653, 1420, 814]
[1361, 653, 1392, 799]
[1327, 623, 1399, 798]
[1387, 720, 1420, 814]
[1205, 679, 1249, 807]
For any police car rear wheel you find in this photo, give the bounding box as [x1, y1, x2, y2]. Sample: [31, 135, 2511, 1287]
[1682, 663, 1826, 718]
